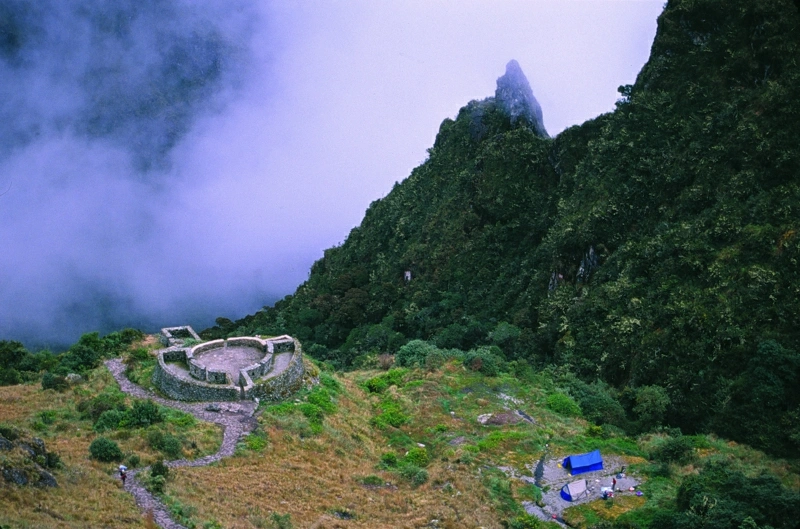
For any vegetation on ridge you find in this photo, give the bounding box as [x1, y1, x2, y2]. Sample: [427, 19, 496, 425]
[205, 0, 800, 459]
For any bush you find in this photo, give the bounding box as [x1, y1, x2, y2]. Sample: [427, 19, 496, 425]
[364, 368, 407, 393]
[0, 424, 20, 441]
[146, 474, 166, 494]
[462, 346, 505, 376]
[306, 387, 336, 414]
[546, 393, 582, 417]
[399, 464, 428, 486]
[380, 452, 399, 468]
[395, 340, 439, 367]
[93, 409, 125, 432]
[41, 372, 68, 392]
[125, 399, 163, 427]
[151, 459, 169, 478]
[78, 390, 127, 421]
[651, 435, 694, 464]
[370, 401, 409, 429]
[0, 368, 22, 386]
[89, 437, 123, 462]
[161, 435, 183, 459]
[403, 447, 429, 467]
[360, 475, 385, 486]
[147, 430, 182, 458]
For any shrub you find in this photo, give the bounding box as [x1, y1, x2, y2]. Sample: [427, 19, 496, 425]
[78, 390, 127, 421]
[404, 447, 430, 467]
[244, 433, 268, 451]
[380, 452, 399, 468]
[399, 464, 428, 486]
[651, 435, 694, 464]
[151, 459, 169, 478]
[370, 401, 409, 429]
[93, 409, 125, 432]
[147, 429, 165, 450]
[462, 346, 505, 376]
[307, 387, 336, 414]
[146, 474, 166, 494]
[161, 434, 183, 459]
[0, 424, 20, 441]
[319, 372, 341, 392]
[364, 368, 407, 393]
[41, 372, 68, 392]
[44, 451, 62, 469]
[546, 393, 581, 417]
[360, 475, 385, 486]
[395, 340, 438, 367]
[89, 437, 123, 462]
[126, 454, 141, 468]
[0, 368, 22, 386]
[299, 403, 324, 424]
[125, 399, 163, 427]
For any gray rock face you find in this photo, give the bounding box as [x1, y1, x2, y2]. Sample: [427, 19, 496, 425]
[495, 60, 548, 137]
[3, 468, 29, 486]
[36, 469, 58, 488]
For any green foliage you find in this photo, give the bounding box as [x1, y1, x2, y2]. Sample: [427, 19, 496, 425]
[364, 368, 408, 393]
[124, 399, 164, 428]
[403, 447, 429, 467]
[359, 475, 385, 486]
[505, 514, 549, 529]
[379, 452, 399, 468]
[650, 435, 695, 465]
[205, 0, 800, 457]
[462, 346, 505, 376]
[41, 372, 68, 392]
[269, 513, 293, 529]
[88, 437, 123, 462]
[93, 409, 125, 432]
[661, 460, 800, 529]
[546, 393, 581, 417]
[634, 385, 671, 432]
[370, 400, 409, 429]
[399, 464, 428, 486]
[151, 459, 170, 479]
[147, 430, 183, 458]
[306, 386, 336, 414]
[395, 340, 439, 368]
[146, 473, 166, 494]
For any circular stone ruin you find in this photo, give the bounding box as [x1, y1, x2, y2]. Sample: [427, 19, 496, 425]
[152, 326, 305, 402]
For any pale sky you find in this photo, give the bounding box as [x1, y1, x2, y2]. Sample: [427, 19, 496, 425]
[0, 0, 664, 347]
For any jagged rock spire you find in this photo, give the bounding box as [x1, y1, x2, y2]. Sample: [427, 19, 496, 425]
[495, 60, 548, 137]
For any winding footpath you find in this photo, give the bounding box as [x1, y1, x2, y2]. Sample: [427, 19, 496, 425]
[105, 359, 259, 529]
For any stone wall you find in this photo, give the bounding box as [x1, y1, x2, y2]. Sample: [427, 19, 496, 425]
[250, 339, 305, 401]
[160, 326, 201, 347]
[226, 337, 266, 351]
[152, 333, 305, 402]
[152, 355, 241, 401]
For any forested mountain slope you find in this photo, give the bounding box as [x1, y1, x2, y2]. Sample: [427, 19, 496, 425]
[207, 0, 800, 457]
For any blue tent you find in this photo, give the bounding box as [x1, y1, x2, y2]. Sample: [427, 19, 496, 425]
[560, 479, 588, 501]
[562, 450, 603, 475]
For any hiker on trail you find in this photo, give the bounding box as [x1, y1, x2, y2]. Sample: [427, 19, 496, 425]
[612, 477, 617, 490]
[119, 465, 127, 486]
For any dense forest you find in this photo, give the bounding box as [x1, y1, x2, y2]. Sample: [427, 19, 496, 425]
[201, 0, 800, 459]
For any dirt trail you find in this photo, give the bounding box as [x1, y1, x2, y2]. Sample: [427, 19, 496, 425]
[105, 359, 259, 529]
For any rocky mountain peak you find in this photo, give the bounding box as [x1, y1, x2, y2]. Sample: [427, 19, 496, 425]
[495, 60, 548, 137]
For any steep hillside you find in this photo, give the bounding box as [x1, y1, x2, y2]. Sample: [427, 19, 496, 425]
[206, 0, 800, 457]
